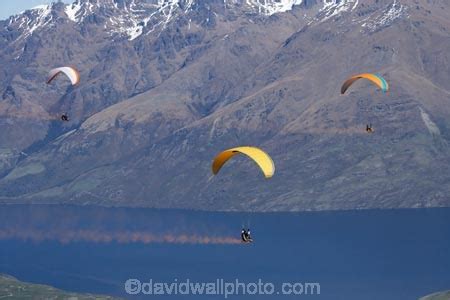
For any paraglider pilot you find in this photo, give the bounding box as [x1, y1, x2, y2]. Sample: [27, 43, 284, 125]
[241, 228, 252, 243]
[61, 113, 69, 122]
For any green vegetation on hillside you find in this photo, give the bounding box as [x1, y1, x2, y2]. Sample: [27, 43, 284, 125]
[420, 290, 450, 300]
[0, 274, 120, 300]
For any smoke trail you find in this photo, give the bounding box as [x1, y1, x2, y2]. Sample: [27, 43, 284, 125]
[0, 228, 241, 245]
[0, 205, 243, 245]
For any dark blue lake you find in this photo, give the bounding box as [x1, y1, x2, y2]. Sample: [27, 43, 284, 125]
[0, 205, 449, 299]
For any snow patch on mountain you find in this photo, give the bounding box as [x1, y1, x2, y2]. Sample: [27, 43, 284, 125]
[8, 4, 53, 42]
[420, 108, 441, 137]
[107, 0, 194, 40]
[245, 0, 303, 16]
[65, 2, 83, 22]
[64, 0, 99, 22]
[6, 0, 362, 42]
[362, 0, 407, 32]
[32, 5, 51, 10]
[61, 0, 313, 40]
[27, 5, 52, 35]
[318, 0, 359, 22]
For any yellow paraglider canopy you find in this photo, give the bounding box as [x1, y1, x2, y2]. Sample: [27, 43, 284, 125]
[341, 73, 389, 94]
[212, 146, 275, 179]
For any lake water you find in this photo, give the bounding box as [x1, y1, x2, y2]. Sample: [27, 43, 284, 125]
[0, 205, 449, 299]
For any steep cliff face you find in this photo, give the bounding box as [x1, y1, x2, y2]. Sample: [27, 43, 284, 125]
[0, 0, 449, 211]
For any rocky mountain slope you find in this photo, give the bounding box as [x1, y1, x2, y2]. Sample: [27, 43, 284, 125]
[0, 0, 449, 211]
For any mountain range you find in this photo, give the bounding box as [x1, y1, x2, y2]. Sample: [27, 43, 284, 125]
[0, 0, 449, 211]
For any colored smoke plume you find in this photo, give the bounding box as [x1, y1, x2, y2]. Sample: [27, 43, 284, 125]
[0, 228, 241, 245]
[0, 206, 243, 245]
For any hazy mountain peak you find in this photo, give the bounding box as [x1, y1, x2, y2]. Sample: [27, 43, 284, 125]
[6, 4, 53, 42]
